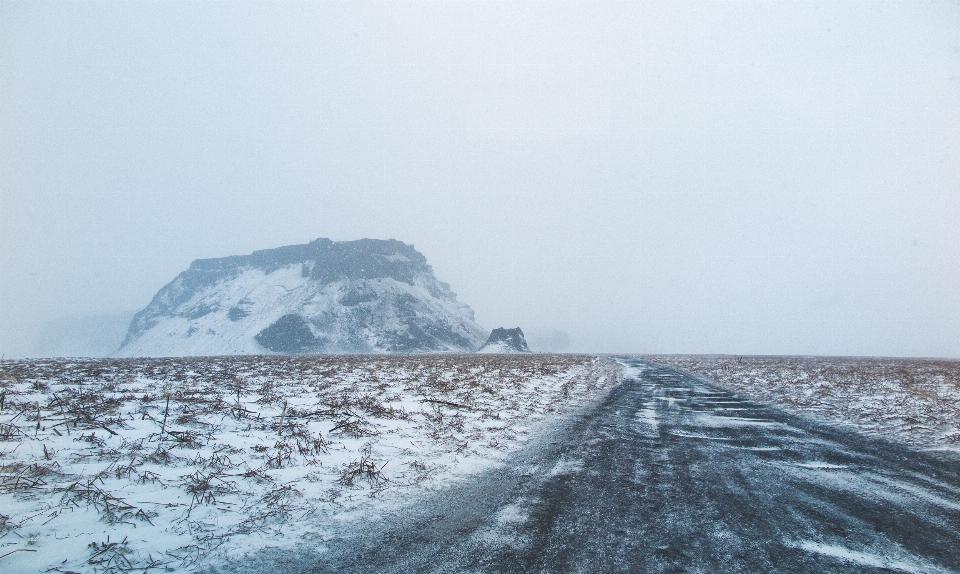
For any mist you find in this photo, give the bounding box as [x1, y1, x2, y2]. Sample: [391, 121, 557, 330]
[2, 1, 959, 358]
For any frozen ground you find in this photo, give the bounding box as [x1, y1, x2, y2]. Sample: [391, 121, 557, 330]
[0, 354, 619, 573]
[644, 355, 960, 456]
[230, 359, 960, 573]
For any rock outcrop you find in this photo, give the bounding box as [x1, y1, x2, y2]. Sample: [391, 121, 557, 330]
[477, 327, 531, 353]
[115, 238, 486, 357]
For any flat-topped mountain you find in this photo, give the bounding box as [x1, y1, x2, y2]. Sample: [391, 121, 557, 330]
[115, 238, 486, 356]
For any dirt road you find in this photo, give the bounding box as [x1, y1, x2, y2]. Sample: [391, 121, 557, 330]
[227, 359, 960, 573]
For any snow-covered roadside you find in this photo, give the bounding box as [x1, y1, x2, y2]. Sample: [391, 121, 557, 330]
[0, 354, 621, 573]
[643, 355, 960, 456]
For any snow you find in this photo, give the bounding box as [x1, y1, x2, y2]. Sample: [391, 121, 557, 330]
[633, 405, 659, 433]
[795, 461, 847, 470]
[116, 263, 486, 357]
[476, 342, 525, 354]
[778, 462, 960, 518]
[495, 501, 530, 525]
[548, 457, 584, 477]
[790, 540, 951, 573]
[644, 355, 960, 456]
[0, 354, 619, 573]
[688, 413, 781, 429]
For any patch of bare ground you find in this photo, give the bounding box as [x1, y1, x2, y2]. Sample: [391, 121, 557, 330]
[0, 354, 619, 573]
[644, 355, 960, 454]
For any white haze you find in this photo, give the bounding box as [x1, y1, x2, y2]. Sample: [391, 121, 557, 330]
[1, 1, 959, 358]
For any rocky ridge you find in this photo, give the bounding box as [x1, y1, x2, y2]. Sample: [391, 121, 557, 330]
[477, 327, 531, 353]
[115, 238, 486, 356]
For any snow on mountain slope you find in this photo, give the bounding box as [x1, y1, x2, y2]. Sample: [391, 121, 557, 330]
[477, 327, 531, 353]
[477, 341, 525, 354]
[115, 239, 486, 357]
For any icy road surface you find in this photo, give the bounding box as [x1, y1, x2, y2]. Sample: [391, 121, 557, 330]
[221, 359, 960, 573]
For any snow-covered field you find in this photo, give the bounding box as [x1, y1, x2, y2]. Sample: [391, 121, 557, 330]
[0, 354, 620, 573]
[644, 355, 960, 455]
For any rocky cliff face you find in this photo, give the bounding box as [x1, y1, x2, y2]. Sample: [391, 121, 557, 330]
[115, 239, 486, 357]
[477, 327, 531, 353]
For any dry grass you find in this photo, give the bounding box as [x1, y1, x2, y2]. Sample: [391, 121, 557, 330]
[0, 353, 618, 573]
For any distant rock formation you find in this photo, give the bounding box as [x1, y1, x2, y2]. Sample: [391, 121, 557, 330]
[477, 327, 531, 353]
[115, 238, 487, 357]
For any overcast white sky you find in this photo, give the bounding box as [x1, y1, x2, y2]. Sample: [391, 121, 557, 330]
[2, 0, 959, 358]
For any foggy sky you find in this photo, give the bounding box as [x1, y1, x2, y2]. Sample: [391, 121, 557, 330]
[2, 1, 959, 358]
